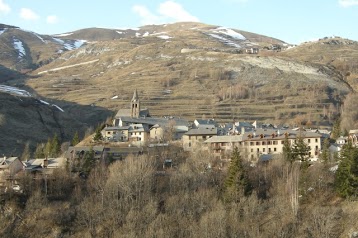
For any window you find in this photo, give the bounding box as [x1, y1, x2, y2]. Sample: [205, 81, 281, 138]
[273, 141, 278, 145]
[250, 142, 254, 146]
[315, 145, 318, 150]
[257, 148, 260, 152]
[251, 148, 253, 152]
[274, 148, 277, 152]
[281, 140, 284, 144]
[139, 132, 141, 135]
[269, 148, 271, 153]
[256, 142, 260, 146]
[189, 142, 191, 147]
[202, 136, 206, 139]
[315, 138, 318, 143]
[263, 148, 266, 152]
[308, 139, 311, 143]
[267, 141, 271, 145]
[262, 141, 266, 145]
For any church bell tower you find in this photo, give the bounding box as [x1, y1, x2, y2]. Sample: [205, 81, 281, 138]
[131, 89, 140, 118]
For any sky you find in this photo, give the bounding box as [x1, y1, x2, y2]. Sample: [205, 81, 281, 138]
[0, 0, 357, 44]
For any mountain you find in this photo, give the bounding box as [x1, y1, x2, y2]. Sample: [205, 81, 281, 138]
[0, 85, 113, 156]
[27, 23, 352, 122]
[0, 25, 87, 72]
[0, 22, 357, 154]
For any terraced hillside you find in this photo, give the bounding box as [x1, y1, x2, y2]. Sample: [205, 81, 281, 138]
[27, 23, 351, 126]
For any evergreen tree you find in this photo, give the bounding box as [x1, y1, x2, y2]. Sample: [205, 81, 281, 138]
[320, 138, 331, 164]
[50, 133, 61, 157]
[82, 147, 96, 174]
[34, 143, 45, 158]
[21, 142, 31, 161]
[331, 118, 341, 140]
[283, 137, 294, 163]
[72, 131, 80, 146]
[93, 125, 103, 142]
[44, 138, 52, 157]
[224, 147, 251, 202]
[335, 141, 358, 198]
[292, 135, 310, 165]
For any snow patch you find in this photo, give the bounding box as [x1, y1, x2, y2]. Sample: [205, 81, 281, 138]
[143, 32, 149, 37]
[33, 33, 46, 43]
[116, 31, 123, 34]
[13, 39, 26, 58]
[111, 95, 118, 99]
[0, 85, 32, 97]
[54, 32, 73, 37]
[157, 35, 172, 40]
[53, 104, 64, 112]
[135, 32, 141, 37]
[208, 33, 241, 48]
[0, 28, 6, 35]
[211, 27, 246, 40]
[39, 100, 50, 105]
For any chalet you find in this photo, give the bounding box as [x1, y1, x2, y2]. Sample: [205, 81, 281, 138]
[183, 128, 218, 151]
[65, 146, 105, 160]
[0, 157, 23, 184]
[23, 158, 66, 175]
[204, 135, 243, 160]
[102, 126, 130, 142]
[241, 129, 322, 162]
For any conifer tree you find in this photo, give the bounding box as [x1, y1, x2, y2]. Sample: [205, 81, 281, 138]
[283, 137, 294, 163]
[34, 143, 45, 158]
[320, 138, 331, 164]
[50, 133, 60, 157]
[93, 125, 103, 142]
[224, 147, 251, 202]
[331, 118, 341, 140]
[335, 141, 358, 198]
[72, 131, 80, 146]
[21, 142, 31, 161]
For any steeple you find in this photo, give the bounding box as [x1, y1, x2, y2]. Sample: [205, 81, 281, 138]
[132, 89, 139, 102]
[131, 89, 140, 118]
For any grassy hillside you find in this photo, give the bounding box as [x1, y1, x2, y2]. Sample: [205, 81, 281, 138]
[26, 23, 352, 126]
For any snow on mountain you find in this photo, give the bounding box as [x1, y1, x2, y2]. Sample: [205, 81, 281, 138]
[53, 104, 64, 112]
[116, 31, 123, 34]
[208, 33, 241, 48]
[143, 32, 149, 37]
[211, 27, 246, 40]
[54, 32, 74, 37]
[13, 38, 26, 58]
[33, 32, 46, 43]
[52, 37, 87, 51]
[0, 85, 32, 97]
[157, 35, 172, 40]
[0, 28, 6, 35]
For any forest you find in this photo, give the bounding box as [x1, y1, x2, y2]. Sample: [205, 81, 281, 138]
[1, 141, 358, 238]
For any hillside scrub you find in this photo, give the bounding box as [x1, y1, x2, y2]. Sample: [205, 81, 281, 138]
[0, 146, 357, 238]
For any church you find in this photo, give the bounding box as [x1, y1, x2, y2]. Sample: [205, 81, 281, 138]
[103, 90, 188, 144]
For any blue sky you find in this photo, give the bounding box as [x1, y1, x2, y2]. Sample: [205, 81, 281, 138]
[0, 0, 357, 44]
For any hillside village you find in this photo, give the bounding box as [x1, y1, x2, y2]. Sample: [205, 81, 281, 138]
[1, 88, 358, 193]
[1, 20, 358, 237]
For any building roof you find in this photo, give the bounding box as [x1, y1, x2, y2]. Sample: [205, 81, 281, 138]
[115, 108, 149, 118]
[194, 119, 216, 125]
[0, 157, 19, 165]
[104, 126, 130, 131]
[204, 135, 243, 143]
[118, 116, 188, 127]
[185, 128, 218, 136]
[349, 129, 358, 135]
[241, 128, 322, 141]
